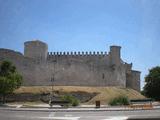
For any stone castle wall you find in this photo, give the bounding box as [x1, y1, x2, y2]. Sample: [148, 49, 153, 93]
[0, 40, 141, 91]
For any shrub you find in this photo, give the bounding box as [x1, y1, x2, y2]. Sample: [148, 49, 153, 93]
[61, 94, 80, 106]
[109, 96, 129, 106]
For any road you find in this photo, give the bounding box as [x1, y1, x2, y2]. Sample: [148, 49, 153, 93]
[0, 109, 160, 120]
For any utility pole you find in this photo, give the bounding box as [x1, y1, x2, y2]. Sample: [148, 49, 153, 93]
[49, 58, 64, 106]
[50, 59, 57, 103]
[51, 75, 54, 96]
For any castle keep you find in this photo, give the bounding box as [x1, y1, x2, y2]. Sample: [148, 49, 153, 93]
[0, 40, 140, 91]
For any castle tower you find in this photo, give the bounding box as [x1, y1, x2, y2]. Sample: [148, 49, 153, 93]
[24, 40, 48, 61]
[126, 70, 141, 91]
[110, 46, 121, 66]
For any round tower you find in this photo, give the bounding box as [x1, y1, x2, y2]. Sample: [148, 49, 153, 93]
[126, 70, 141, 91]
[24, 40, 48, 61]
[110, 46, 121, 66]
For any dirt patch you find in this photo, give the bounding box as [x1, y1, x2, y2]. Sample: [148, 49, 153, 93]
[1, 91, 98, 103]
[2, 86, 145, 104]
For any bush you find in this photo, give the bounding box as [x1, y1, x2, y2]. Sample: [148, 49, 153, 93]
[61, 94, 80, 106]
[109, 96, 129, 106]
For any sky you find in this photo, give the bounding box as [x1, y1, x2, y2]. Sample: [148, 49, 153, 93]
[0, 0, 160, 90]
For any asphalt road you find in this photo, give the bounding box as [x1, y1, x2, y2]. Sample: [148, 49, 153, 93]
[0, 109, 160, 120]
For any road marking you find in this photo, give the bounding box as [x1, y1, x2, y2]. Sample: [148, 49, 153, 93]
[65, 114, 73, 117]
[39, 116, 80, 120]
[49, 112, 55, 117]
[102, 116, 128, 120]
[16, 105, 22, 108]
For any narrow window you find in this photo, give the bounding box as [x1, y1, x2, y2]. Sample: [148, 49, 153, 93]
[102, 73, 105, 79]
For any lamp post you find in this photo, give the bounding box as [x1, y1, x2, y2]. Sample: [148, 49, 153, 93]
[51, 75, 54, 96]
[50, 59, 57, 104]
[49, 74, 54, 106]
[49, 59, 64, 105]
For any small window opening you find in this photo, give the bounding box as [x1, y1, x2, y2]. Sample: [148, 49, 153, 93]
[102, 73, 105, 79]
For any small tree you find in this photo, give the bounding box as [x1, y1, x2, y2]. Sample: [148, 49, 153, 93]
[143, 66, 160, 100]
[0, 61, 22, 103]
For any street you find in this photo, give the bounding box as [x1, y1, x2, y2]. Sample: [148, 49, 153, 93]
[0, 109, 160, 120]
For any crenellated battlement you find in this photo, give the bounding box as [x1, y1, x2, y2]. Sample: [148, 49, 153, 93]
[47, 51, 108, 57]
[0, 39, 141, 91]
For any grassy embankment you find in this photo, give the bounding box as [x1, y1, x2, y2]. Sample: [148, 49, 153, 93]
[14, 86, 145, 105]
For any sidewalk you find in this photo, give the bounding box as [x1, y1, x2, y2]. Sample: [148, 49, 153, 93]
[3, 103, 109, 108]
[0, 106, 138, 112]
[0, 103, 160, 112]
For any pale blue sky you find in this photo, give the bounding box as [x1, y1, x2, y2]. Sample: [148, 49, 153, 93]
[0, 0, 160, 89]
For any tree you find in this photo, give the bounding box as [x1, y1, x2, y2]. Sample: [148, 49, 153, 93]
[0, 61, 22, 103]
[143, 66, 160, 100]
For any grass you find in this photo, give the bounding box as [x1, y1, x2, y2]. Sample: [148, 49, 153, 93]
[14, 86, 145, 104]
[109, 96, 129, 106]
[61, 94, 80, 106]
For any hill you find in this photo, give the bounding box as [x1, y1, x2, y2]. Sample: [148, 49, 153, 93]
[14, 86, 145, 104]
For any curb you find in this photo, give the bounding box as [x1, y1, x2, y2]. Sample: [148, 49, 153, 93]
[0, 107, 160, 112]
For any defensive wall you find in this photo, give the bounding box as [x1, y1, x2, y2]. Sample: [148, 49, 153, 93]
[0, 40, 141, 91]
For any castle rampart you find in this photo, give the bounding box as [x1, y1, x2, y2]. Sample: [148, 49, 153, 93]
[47, 51, 107, 57]
[0, 40, 141, 91]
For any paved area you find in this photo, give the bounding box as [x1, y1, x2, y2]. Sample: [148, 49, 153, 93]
[5, 101, 160, 108]
[1, 103, 160, 120]
[0, 108, 160, 120]
[1, 103, 160, 112]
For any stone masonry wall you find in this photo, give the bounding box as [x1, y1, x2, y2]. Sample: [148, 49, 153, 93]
[0, 40, 141, 91]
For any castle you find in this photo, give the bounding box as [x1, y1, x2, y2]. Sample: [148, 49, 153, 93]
[0, 40, 140, 91]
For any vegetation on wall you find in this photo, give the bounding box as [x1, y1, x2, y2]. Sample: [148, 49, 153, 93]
[0, 60, 22, 104]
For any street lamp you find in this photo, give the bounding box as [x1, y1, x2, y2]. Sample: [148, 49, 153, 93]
[49, 59, 57, 105]
[51, 75, 54, 96]
[49, 75, 54, 107]
[49, 59, 64, 105]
